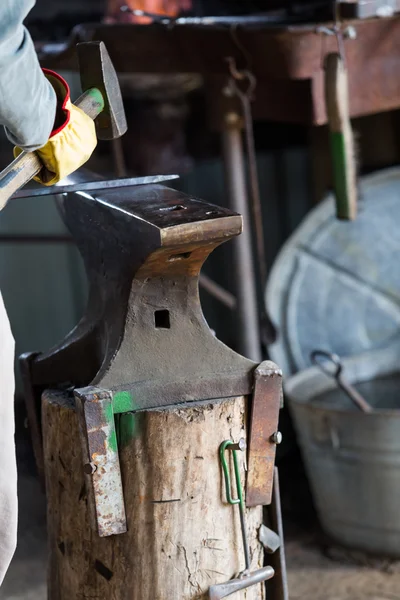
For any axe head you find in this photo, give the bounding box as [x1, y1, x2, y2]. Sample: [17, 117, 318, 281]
[77, 41, 128, 141]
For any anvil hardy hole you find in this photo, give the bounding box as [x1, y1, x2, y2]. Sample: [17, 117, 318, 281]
[154, 309, 171, 329]
[168, 252, 191, 261]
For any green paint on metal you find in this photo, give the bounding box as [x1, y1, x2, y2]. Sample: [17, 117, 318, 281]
[330, 132, 350, 219]
[102, 398, 118, 453]
[113, 390, 136, 413]
[108, 427, 118, 454]
[87, 87, 105, 112]
[103, 399, 114, 422]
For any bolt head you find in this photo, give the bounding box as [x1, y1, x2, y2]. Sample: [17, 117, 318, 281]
[270, 431, 282, 445]
[237, 438, 246, 452]
[83, 462, 97, 475]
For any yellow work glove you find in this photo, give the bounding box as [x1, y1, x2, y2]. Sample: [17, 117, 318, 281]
[14, 69, 97, 185]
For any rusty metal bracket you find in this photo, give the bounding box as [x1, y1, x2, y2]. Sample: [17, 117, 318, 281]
[246, 363, 283, 507]
[75, 387, 126, 536]
[19, 182, 282, 537]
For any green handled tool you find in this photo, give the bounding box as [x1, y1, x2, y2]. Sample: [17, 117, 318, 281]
[325, 52, 357, 220]
[209, 440, 274, 599]
[0, 41, 127, 211]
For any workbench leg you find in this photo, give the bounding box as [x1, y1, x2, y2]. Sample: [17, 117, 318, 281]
[222, 114, 261, 362]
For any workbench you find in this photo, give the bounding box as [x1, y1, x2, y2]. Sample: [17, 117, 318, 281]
[39, 16, 400, 124]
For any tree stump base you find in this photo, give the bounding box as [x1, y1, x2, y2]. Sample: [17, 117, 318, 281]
[43, 390, 265, 600]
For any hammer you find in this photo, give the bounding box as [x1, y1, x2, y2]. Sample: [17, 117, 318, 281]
[0, 41, 127, 209]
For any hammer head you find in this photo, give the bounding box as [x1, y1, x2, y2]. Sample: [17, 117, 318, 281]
[77, 41, 127, 141]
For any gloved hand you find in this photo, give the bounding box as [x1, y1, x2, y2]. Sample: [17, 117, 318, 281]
[14, 69, 97, 185]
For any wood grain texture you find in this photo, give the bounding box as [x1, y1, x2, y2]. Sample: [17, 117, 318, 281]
[43, 391, 265, 600]
[0, 152, 42, 210]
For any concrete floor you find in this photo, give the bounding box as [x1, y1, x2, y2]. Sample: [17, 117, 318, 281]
[3, 473, 400, 600]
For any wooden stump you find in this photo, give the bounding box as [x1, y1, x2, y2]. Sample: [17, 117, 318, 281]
[43, 391, 266, 600]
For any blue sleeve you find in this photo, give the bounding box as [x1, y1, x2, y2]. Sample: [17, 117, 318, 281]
[0, 0, 56, 150]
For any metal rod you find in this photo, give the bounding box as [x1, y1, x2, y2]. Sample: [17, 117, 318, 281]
[222, 113, 261, 362]
[238, 500, 251, 572]
[232, 446, 251, 573]
[199, 274, 236, 310]
[217, 440, 276, 599]
[9, 174, 179, 200]
[209, 566, 275, 600]
[221, 440, 251, 572]
[227, 63, 276, 345]
[120, 6, 314, 25]
[337, 379, 373, 414]
[267, 468, 289, 600]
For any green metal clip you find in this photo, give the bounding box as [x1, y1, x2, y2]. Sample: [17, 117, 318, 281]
[220, 439, 245, 506]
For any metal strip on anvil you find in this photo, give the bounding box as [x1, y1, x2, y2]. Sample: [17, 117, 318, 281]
[9, 174, 179, 200]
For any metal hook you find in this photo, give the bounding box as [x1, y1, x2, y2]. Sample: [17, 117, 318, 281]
[310, 350, 373, 413]
[229, 23, 253, 72]
[225, 57, 257, 100]
[310, 349, 343, 380]
[315, 24, 347, 68]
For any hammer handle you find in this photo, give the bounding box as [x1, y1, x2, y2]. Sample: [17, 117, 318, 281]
[325, 53, 357, 221]
[0, 88, 104, 210]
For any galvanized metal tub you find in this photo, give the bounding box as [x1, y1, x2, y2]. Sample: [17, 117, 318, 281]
[285, 345, 400, 557]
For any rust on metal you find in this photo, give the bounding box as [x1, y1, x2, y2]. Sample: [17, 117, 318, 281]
[74, 386, 127, 537]
[246, 362, 283, 507]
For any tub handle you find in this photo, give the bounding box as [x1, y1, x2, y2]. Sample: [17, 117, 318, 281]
[310, 350, 342, 379]
[310, 350, 373, 414]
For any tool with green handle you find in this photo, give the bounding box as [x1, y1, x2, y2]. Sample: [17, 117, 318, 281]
[325, 52, 357, 220]
[0, 41, 127, 210]
[209, 439, 275, 599]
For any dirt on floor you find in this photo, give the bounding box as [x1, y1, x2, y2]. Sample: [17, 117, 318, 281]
[286, 524, 400, 600]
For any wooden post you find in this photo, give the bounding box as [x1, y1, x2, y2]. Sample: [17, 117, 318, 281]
[43, 391, 265, 599]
